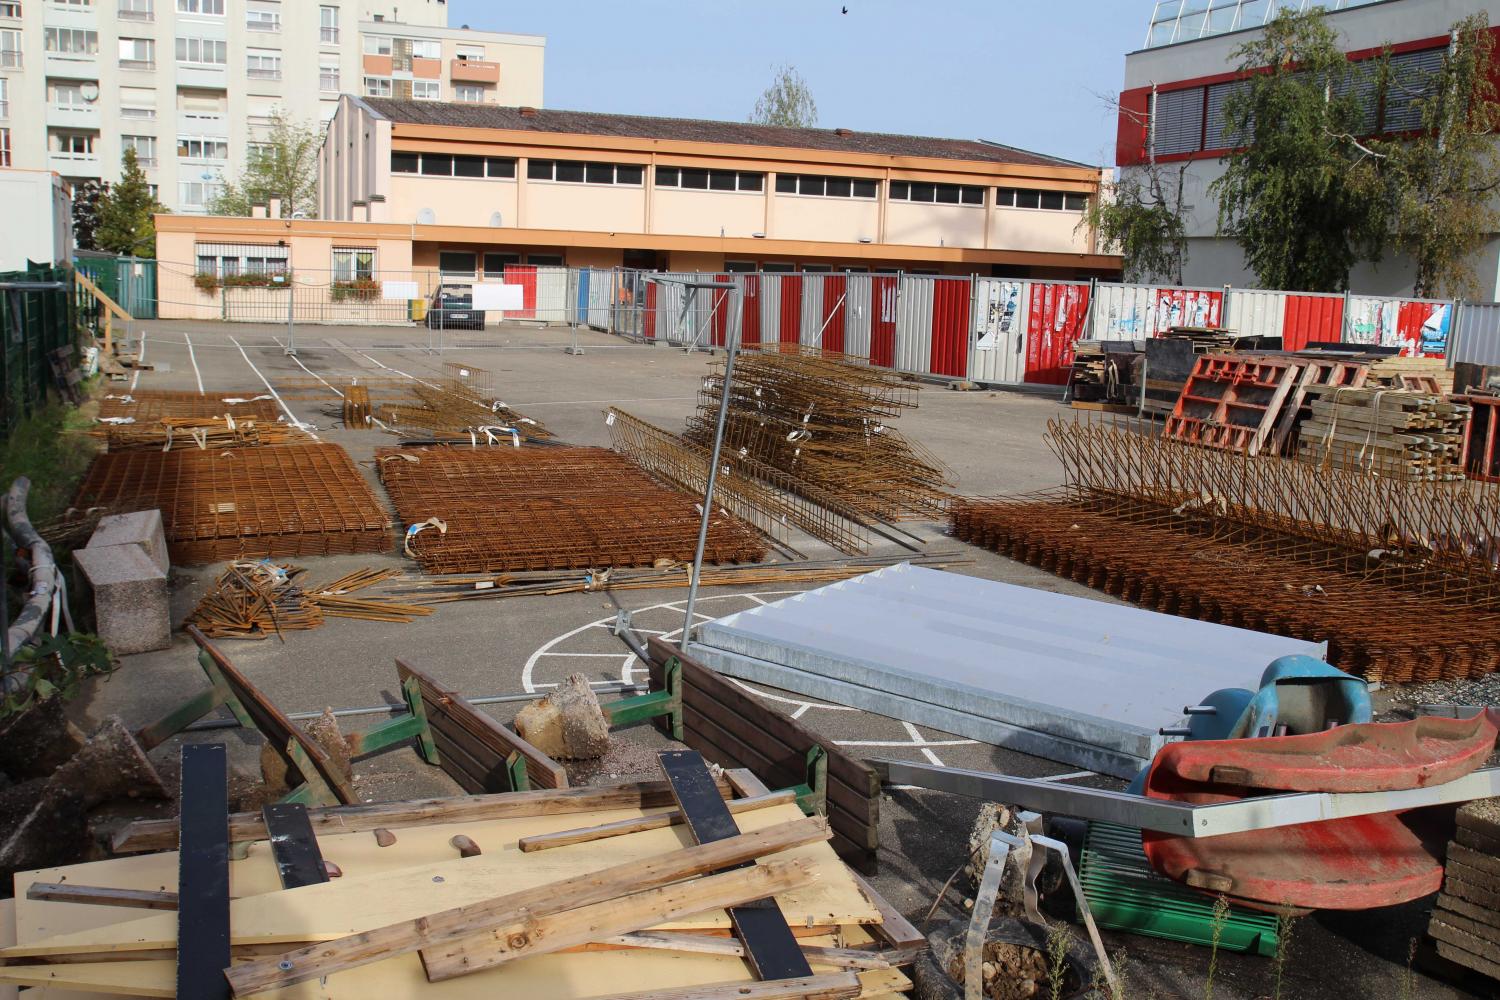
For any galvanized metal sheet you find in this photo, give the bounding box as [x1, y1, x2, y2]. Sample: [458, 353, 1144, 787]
[843, 273, 872, 360]
[1347, 295, 1454, 357]
[1024, 282, 1091, 385]
[969, 278, 1029, 385]
[1092, 283, 1222, 340]
[534, 266, 570, 323]
[758, 273, 782, 351]
[692, 564, 1323, 777]
[1452, 301, 1500, 366]
[1223, 288, 1286, 342]
[896, 274, 933, 374]
[800, 273, 825, 348]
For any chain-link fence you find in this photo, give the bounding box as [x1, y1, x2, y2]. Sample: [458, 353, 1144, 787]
[0, 266, 75, 439]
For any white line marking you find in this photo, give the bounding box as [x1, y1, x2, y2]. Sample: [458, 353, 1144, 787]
[1035, 770, 1096, 783]
[743, 594, 770, 606]
[355, 350, 442, 389]
[278, 341, 345, 398]
[920, 747, 945, 766]
[504, 395, 700, 407]
[537, 651, 637, 658]
[901, 721, 925, 742]
[228, 335, 320, 441]
[791, 705, 810, 719]
[183, 333, 203, 394]
[129, 331, 148, 391]
[832, 739, 979, 747]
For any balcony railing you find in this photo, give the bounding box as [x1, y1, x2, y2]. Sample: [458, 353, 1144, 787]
[121, 105, 156, 118]
[246, 17, 278, 31]
[246, 67, 281, 80]
[50, 150, 98, 161]
[119, 58, 154, 70]
[449, 58, 499, 84]
[0, 100, 8, 119]
[133, 155, 157, 166]
[320, 26, 339, 43]
[0, 51, 22, 69]
[117, 7, 154, 19]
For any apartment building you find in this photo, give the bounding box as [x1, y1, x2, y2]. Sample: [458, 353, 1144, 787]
[0, 0, 543, 214]
[297, 95, 1116, 278]
[1118, 0, 1500, 296]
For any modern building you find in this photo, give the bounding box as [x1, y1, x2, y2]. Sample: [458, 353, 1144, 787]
[299, 95, 1117, 278]
[0, 167, 71, 270]
[0, 0, 543, 214]
[1118, 0, 1500, 297]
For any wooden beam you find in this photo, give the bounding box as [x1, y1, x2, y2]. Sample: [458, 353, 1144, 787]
[222, 816, 830, 996]
[25, 883, 180, 911]
[846, 871, 925, 967]
[418, 861, 813, 982]
[603, 932, 892, 970]
[112, 777, 733, 853]
[591, 972, 862, 1000]
[518, 790, 795, 853]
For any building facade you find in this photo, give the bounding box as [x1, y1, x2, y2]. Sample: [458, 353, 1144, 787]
[0, 0, 542, 214]
[1118, 0, 1500, 297]
[309, 95, 1116, 278]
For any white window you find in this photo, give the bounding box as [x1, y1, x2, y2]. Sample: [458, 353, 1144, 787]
[120, 86, 156, 118]
[246, 48, 280, 79]
[177, 135, 228, 159]
[247, 141, 273, 163]
[319, 59, 339, 92]
[118, 36, 155, 67]
[246, 10, 279, 32]
[363, 76, 391, 97]
[363, 36, 391, 56]
[454, 84, 483, 103]
[319, 5, 339, 43]
[53, 0, 92, 6]
[176, 36, 226, 65]
[122, 134, 157, 164]
[0, 29, 18, 71]
[332, 247, 375, 281]
[179, 181, 224, 207]
[44, 28, 99, 55]
[50, 81, 87, 106]
[0, 78, 7, 119]
[655, 166, 763, 192]
[0, 128, 10, 167]
[412, 80, 439, 101]
[410, 38, 440, 60]
[455, 43, 484, 60]
[118, 0, 153, 19]
[176, 0, 223, 14]
[51, 131, 95, 155]
[0, 3, 19, 18]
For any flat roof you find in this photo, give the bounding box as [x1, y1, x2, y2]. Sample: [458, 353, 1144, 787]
[360, 98, 1085, 168]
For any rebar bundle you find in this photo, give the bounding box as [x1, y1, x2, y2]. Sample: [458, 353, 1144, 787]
[186, 563, 432, 638]
[100, 415, 306, 452]
[72, 444, 394, 564]
[606, 408, 870, 555]
[98, 390, 281, 423]
[376, 445, 766, 574]
[683, 349, 953, 522]
[952, 417, 1500, 683]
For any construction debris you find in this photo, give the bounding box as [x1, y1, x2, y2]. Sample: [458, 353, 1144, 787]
[1428, 797, 1500, 982]
[185, 562, 431, 639]
[514, 674, 612, 760]
[70, 443, 393, 564]
[1367, 354, 1455, 394]
[952, 417, 1500, 683]
[98, 414, 306, 452]
[377, 445, 766, 574]
[97, 389, 281, 423]
[1297, 386, 1470, 480]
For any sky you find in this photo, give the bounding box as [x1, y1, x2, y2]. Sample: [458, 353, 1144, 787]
[445, 0, 1146, 167]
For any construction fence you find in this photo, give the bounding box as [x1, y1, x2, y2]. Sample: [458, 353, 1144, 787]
[0, 266, 76, 438]
[73, 252, 158, 321]
[149, 257, 1500, 386]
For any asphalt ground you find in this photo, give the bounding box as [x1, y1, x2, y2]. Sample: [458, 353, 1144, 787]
[69, 318, 1493, 1000]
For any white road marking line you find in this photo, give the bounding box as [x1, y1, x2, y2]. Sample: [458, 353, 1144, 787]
[129, 330, 148, 391]
[228, 335, 320, 442]
[505, 395, 700, 407]
[355, 350, 443, 389]
[1035, 770, 1096, 783]
[724, 676, 858, 711]
[183, 333, 203, 394]
[903, 722, 945, 766]
[920, 748, 945, 766]
[276, 340, 345, 398]
[743, 594, 770, 606]
[537, 651, 637, 657]
[832, 739, 979, 747]
[791, 705, 810, 719]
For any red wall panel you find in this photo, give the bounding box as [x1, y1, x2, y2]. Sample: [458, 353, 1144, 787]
[642, 281, 657, 340]
[1024, 283, 1091, 385]
[1281, 295, 1344, 352]
[741, 274, 761, 348]
[820, 274, 847, 354]
[711, 274, 731, 348]
[870, 276, 897, 368]
[779, 274, 803, 345]
[502, 265, 537, 319]
[929, 278, 970, 378]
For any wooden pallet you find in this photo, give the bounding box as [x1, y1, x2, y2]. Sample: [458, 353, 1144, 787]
[1164, 355, 1304, 456]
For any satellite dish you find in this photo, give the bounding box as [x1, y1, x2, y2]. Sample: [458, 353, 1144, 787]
[489, 211, 503, 227]
[416, 207, 435, 225]
[80, 83, 99, 102]
[199, 171, 214, 181]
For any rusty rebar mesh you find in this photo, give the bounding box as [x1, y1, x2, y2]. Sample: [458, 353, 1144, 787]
[605, 407, 870, 555]
[951, 417, 1500, 683]
[99, 416, 309, 452]
[376, 445, 767, 574]
[97, 389, 282, 423]
[683, 348, 953, 521]
[71, 444, 393, 564]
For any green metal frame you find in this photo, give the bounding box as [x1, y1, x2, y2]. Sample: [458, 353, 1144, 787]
[603, 655, 683, 740]
[788, 744, 828, 816]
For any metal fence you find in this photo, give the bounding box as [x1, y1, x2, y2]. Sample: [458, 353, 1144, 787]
[0, 266, 75, 438]
[73, 252, 157, 320]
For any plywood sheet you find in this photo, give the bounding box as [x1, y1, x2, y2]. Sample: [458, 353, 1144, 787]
[7, 805, 876, 956]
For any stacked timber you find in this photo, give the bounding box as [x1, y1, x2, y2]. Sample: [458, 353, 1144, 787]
[1367, 355, 1455, 394]
[1427, 797, 1500, 982]
[1067, 340, 1140, 410]
[1297, 386, 1470, 480]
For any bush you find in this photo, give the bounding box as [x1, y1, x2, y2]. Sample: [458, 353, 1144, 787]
[331, 278, 381, 302]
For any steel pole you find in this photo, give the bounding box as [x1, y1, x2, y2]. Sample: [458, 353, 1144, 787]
[284, 275, 296, 356]
[681, 285, 742, 650]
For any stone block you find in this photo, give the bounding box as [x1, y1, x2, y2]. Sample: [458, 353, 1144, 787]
[514, 674, 610, 760]
[86, 510, 169, 576]
[73, 543, 170, 656]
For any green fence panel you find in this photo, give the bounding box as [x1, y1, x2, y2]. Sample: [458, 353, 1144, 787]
[74, 253, 156, 320]
[0, 266, 75, 439]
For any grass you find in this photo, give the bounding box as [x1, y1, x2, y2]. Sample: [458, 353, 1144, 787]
[1273, 909, 1298, 1000]
[0, 397, 99, 527]
[1203, 895, 1230, 1000]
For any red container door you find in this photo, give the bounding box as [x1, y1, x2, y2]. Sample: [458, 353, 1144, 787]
[870, 276, 897, 368]
[711, 275, 731, 348]
[929, 279, 969, 378]
[741, 274, 761, 348]
[1281, 295, 1344, 352]
[502, 265, 538, 320]
[820, 274, 847, 354]
[779, 274, 803, 345]
[642, 282, 657, 340]
[1023, 282, 1090, 385]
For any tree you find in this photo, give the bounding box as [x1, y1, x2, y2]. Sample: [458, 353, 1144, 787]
[1210, 9, 1390, 291]
[71, 180, 107, 253]
[1377, 14, 1500, 298]
[94, 148, 165, 257]
[751, 64, 818, 128]
[1082, 164, 1190, 284]
[209, 112, 321, 218]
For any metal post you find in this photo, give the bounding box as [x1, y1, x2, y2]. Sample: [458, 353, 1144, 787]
[283, 274, 296, 356]
[681, 284, 742, 651]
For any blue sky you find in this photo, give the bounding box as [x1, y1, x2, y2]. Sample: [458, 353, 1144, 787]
[446, 0, 1145, 166]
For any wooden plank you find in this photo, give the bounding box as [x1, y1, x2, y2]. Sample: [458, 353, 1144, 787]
[598, 973, 862, 1000]
[519, 791, 796, 852]
[603, 932, 892, 970]
[112, 778, 734, 853]
[418, 860, 814, 982]
[262, 803, 330, 890]
[846, 871, 925, 966]
[662, 750, 814, 982]
[726, 769, 774, 797]
[398, 659, 567, 789]
[176, 743, 230, 1000]
[24, 884, 179, 911]
[223, 820, 828, 995]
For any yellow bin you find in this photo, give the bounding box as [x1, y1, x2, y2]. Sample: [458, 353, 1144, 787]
[409, 297, 427, 322]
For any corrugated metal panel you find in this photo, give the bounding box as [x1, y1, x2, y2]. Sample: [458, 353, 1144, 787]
[843, 273, 872, 361]
[819, 274, 848, 353]
[586, 268, 612, 329]
[534, 266, 570, 323]
[896, 274, 933, 374]
[1092, 283, 1156, 341]
[1452, 301, 1500, 366]
[1224, 289, 1286, 341]
[759, 273, 782, 351]
[1279, 293, 1343, 350]
[969, 278, 1029, 385]
[1024, 282, 1091, 385]
[502, 265, 537, 319]
[642, 280, 657, 340]
[1347, 295, 1453, 356]
[711, 274, 732, 348]
[800, 273, 824, 348]
[1398, 300, 1451, 358]
[779, 274, 803, 345]
[1153, 287, 1222, 330]
[741, 273, 762, 348]
[572, 269, 587, 326]
[870, 275, 898, 368]
[930, 276, 970, 378]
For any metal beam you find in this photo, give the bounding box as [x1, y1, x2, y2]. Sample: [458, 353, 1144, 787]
[870, 759, 1500, 838]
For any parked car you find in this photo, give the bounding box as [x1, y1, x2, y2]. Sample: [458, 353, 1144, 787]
[426, 286, 486, 329]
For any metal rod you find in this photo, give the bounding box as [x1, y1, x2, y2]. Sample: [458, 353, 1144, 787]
[682, 284, 742, 651]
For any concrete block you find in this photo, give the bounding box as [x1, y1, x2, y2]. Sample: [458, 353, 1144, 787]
[73, 543, 170, 656]
[87, 510, 169, 576]
[514, 674, 609, 760]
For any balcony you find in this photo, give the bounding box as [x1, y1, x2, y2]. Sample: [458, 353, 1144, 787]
[177, 62, 226, 87]
[118, 58, 155, 72]
[117, 6, 154, 21]
[178, 110, 228, 135]
[449, 58, 498, 84]
[246, 67, 281, 80]
[47, 103, 100, 128]
[120, 105, 157, 120]
[45, 52, 99, 76]
[48, 150, 100, 175]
